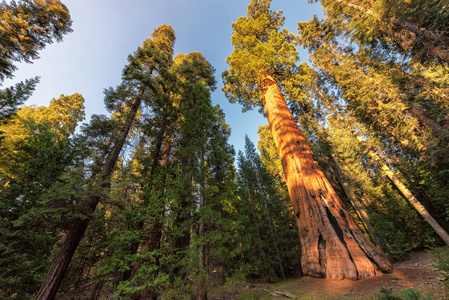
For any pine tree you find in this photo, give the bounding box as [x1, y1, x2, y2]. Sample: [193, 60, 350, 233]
[35, 25, 175, 300]
[326, 112, 437, 258]
[0, 77, 38, 123]
[236, 136, 301, 281]
[223, 0, 392, 279]
[257, 125, 284, 183]
[297, 16, 448, 158]
[165, 51, 218, 299]
[325, 91, 449, 245]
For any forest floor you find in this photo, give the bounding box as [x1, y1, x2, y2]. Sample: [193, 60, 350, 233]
[212, 248, 448, 299]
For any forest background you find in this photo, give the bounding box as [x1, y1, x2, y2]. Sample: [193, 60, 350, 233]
[1, 0, 449, 299]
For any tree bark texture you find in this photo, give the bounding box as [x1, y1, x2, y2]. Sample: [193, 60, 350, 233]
[261, 74, 393, 280]
[35, 96, 143, 300]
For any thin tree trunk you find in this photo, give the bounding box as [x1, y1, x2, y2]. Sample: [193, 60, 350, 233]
[195, 148, 207, 300]
[260, 73, 392, 279]
[364, 137, 449, 246]
[326, 155, 383, 248]
[35, 95, 143, 300]
[89, 281, 104, 300]
[407, 106, 448, 141]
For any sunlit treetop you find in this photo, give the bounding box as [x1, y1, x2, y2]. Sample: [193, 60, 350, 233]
[174, 51, 217, 92]
[311, 0, 449, 64]
[104, 25, 176, 113]
[0, 0, 73, 81]
[135, 24, 176, 74]
[0, 93, 84, 144]
[222, 0, 309, 112]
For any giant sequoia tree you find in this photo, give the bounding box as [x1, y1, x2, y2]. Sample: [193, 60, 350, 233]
[297, 15, 449, 245]
[223, 0, 392, 279]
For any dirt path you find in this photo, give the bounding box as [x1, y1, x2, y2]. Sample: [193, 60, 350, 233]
[214, 248, 448, 299]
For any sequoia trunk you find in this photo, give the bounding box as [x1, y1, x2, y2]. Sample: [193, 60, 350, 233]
[261, 74, 392, 279]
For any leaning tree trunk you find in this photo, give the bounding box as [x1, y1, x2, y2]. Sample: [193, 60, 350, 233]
[35, 96, 143, 300]
[261, 74, 392, 280]
[325, 155, 384, 249]
[324, 96, 449, 247]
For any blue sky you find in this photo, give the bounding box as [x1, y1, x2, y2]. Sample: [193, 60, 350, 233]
[3, 0, 322, 154]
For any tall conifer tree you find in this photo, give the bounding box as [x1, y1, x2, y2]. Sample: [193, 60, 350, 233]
[35, 25, 175, 300]
[298, 17, 449, 246]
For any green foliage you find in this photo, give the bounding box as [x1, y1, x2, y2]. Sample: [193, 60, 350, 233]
[370, 213, 420, 260]
[4, 1, 449, 297]
[375, 287, 402, 300]
[402, 288, 432, 300]
[257, 125, 284, 183]
[325, 114, 436, 258]
[234, 136, 300, 281]
[222, 0, 308, 112]
[161, 52, 238, 298]
[315, 0, 449, 64]
[431, 247, 449, 293]
[298, 4, 449, 242]
[373, 287, 432, 300]
[72, 42, 238, 300]
[0, 122, 87, 298]
[0, 77, 38, 122]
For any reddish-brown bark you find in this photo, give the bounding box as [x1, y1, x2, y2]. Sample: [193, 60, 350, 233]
[261, 74, 392, 280]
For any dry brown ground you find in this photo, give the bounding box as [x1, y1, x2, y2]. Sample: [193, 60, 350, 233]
[213, 248, 448, 299]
